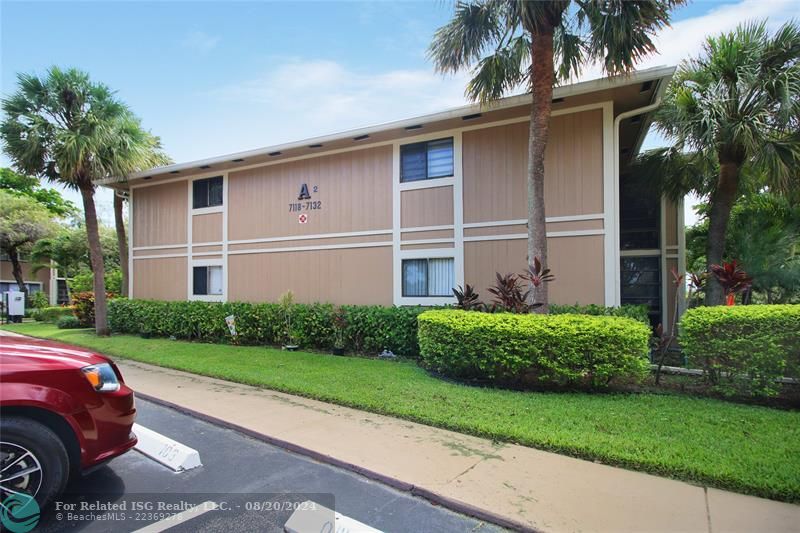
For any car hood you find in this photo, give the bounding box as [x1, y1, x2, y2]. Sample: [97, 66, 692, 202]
[0, 335, 110, 371]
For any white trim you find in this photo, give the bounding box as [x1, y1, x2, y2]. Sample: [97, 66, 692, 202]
[101, 66, 676, 186]
[392, 142, 402, 305]
[228, 241, 392, 256]
[463, 219, 527, 229]
[222, 173, 229, 302]
[601, 101, 617, 307]
[228, 229, 392, 246]
[677, 196, 687, 318]
[133, 253, 188, 260]
[464, 229, 605, 242]
[49, 260, 58, 306]
[660, 195, 668, 329]
[186, 177, 193, 300]
[397, 249, 458, 306]
[399, 177, 455, 192]
[132, 243, 190, 251]
[400, 238, 455, 246]
[192, 205, 223, 216]
[453, 131, 465, 296]
[128, 188, 134, 298]
[189, 258, 225, 302]
[401, 225, 454, 233]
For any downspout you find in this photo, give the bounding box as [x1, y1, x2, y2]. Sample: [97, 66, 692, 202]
[611, 79, 669, 306]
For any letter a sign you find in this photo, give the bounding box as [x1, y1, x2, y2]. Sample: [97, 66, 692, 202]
[298, 183, 311, 200]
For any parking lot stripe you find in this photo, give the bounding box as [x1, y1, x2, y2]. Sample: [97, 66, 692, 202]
[132, 501, 219, 533]
[285, 500, 382, 533]
[133, 423, 202, 472]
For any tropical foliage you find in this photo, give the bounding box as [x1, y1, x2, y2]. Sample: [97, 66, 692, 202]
[0, 67, 169, 334]
[429, 0, 683, 311]
[0, 167, 77, 217]
[0, 190, 58, 296]
[636, 21, 800, 304]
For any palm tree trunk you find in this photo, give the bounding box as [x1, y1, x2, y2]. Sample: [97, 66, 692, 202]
[79, 182, 110, 335]
[705, 162, 740, 306]
[527, 31, 555, 313]
[8, 248, 28, 300]
[114, 193, 129, 297]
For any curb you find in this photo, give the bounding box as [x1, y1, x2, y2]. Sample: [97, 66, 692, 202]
[136, 391, 540, 533]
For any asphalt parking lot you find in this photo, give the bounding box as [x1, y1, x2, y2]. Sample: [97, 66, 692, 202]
[35, 398, 504, 533]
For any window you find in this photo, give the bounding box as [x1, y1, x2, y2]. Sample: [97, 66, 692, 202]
[0, 282, 41, 294]
[402, 258, 454, 297]
[193, 176, 223, 209]
[400, 138, 454, 182]
[620, 256, 661, 327]
[193, 265, 223, 296]
[619, 173, 660, 250]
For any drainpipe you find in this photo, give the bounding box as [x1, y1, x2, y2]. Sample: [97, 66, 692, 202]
[611, 81, 668, 306]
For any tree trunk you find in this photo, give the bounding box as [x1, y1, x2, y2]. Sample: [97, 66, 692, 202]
[114, 193, 129, 298]
[527, 31, 555, 313]
[705, 162, 740, 306]
[7, 248, 28, 299]
[79, 182, 109, 335]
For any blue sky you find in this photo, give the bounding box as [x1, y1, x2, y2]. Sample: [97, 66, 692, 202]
[2, 0, 798, 223]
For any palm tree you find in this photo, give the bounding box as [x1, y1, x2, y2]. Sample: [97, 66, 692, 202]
[636, 21, 800, 305]
[1, 67, 168, 334]
[429, 0, 683, 312]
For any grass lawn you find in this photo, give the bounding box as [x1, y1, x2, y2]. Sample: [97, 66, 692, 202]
[4, 322, 800, 503]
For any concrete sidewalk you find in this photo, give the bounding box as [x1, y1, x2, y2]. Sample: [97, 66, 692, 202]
[111, 359, 799, 533]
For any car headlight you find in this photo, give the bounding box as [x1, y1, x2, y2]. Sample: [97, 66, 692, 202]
[81, 363, 121, 392]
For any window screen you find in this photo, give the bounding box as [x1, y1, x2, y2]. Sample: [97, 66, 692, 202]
[193, 176, 224, 209]
[620, 256, 661, 327]
[402, 258, 454, 297]
[400, 138, 454, 182]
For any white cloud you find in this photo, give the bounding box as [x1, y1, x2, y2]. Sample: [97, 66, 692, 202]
[207, 59, 471, 145]
[578, 0, 800, 81]
[180, 30, 220, 53]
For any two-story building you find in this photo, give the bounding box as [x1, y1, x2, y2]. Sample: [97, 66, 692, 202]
[102, 66, 685, 328]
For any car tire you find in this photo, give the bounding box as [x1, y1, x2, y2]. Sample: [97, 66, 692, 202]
[0, 417, 70, 509]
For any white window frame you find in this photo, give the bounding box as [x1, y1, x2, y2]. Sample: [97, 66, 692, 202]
[191, 175, 225, 215]
[189, 258, 225, 302]
[396, 249, 458, 306]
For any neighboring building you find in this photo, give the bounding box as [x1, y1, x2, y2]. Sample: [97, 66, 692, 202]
[103, 66, 685, 329]
[0, 255, 68, 306]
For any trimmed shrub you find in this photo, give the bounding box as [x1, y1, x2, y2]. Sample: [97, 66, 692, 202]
[108, 299, 427, 357]
[679, 304, 800, 397]
[418, 309, 651, 387]
[31, 306, 75, 323]
[57, 315, 83, 329]
[550, 303, 650, 325]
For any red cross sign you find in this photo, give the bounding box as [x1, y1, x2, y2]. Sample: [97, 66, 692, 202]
[298, 213, 308, 224]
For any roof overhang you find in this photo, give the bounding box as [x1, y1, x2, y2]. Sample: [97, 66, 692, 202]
[100, 65, 675, 189]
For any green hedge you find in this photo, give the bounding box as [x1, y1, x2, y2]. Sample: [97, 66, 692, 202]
[31, 306, 75, 323]
[418, 309, 651, 387]
[550, 303, 650, 325]
[679, 304, 800, 397]
[108, 299, 427, 357]
[57, 315, 83, 329]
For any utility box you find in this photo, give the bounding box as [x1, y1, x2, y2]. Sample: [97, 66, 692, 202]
[4, 291, 25, 323]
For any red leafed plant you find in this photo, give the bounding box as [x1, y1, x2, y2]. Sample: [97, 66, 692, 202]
[487, 273, 533, 313]
[521, 257, 555, 288]
[452, 284, 483, 311]
[709, 260, 753, 306]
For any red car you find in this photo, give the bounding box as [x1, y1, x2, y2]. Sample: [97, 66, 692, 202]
[0, 334, 137, 508]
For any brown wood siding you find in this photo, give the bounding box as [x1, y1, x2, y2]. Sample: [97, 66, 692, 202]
[133, 247, 187, 257]
[227, 247, 392, 305]
[665, 199, 679, 247]
[401, 243, 455, 251]
[228, 235, 390, 252]
[192, 245, 223, 254]
[401, 229, 454, 241]
[0, 261, 50, 295]
[465, 235, 604, 305]
[132, 181, 188, 247]
[192, 213, 222, 243]
[463, 110, 603, 224]
[227, 146, 392, 241]
[132, 257, 187, 300]
[401, 186, 453, 228]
